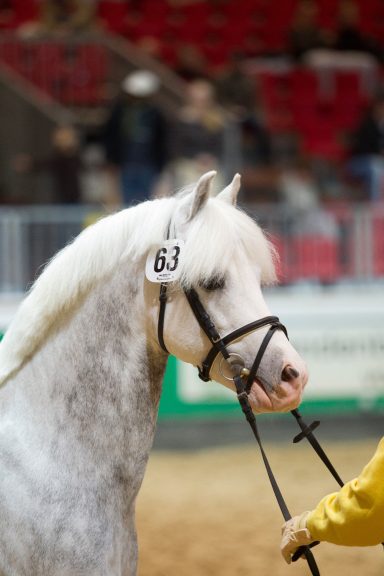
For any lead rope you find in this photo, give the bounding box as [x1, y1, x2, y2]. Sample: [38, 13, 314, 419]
[233, 374, 321, 576]
[291, 409, 344, 487]
[156, 246, 336, 572]
[289, 408, 343, 563]
[290, 408, 384, 559]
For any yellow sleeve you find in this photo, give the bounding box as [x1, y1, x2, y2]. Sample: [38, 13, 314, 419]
[307, 437, 384, 546]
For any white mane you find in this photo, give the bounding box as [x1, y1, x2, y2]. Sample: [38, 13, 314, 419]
[0, 189, 276, 385]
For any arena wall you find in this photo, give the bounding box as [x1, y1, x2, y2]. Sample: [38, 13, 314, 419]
[1, 286, 384, 416]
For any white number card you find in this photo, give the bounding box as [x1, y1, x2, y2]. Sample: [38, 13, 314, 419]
[145, 239, 185, 283]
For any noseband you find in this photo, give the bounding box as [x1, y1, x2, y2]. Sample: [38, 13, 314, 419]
[158, 283, 288, 392]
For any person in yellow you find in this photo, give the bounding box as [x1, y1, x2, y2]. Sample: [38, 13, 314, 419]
[281, 437, 384, 563]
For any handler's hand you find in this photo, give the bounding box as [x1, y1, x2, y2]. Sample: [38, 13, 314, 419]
[280, 512, 314, 564]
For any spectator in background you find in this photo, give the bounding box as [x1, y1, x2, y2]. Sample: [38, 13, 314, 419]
[215, 53, 276, 202]
[174, 44, 209, 82]
[13, 125, 83, 204]
[41, 0, 97, 34]
[103, 70, 168, 205]
[287, 0, 329, 61]
[215, 52, 256, 116]
[238, 114, 275, 202]
[333, 0, 382, 61]
[0, 0, 13, 28]
[18, 0, 99, 38]
[346, 96, 384, 201]
[167, 78, 226, 190]
[298, 0, 381, 70]
[279, 156, 337, 237]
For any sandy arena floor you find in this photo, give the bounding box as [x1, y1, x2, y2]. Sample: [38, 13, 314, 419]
[137, 439, 383, 576]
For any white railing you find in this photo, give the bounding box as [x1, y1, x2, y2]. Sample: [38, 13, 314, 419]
[1, 203, 384, 293]
[0, 205, 100, 292]
[248, 202, 384, 284]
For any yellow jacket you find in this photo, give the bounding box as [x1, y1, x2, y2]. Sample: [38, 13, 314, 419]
[307, 437, 384, 546]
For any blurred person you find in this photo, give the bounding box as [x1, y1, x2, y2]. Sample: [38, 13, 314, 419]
[215, 52, 256, 116]
[167, 78, 226, 189]
[278, 157, 337, 237]
[238, 114, 278, 203]
[281, 436, 384, 563]
[136, 36, 163, 61]
[13, 125, 83, 204]
[0, 0, 13, 28]
[103, 70, 168, 205]
[279, 157, 319, 212]
[18, 0, 99, 38]
[287, 0, 329, 61]
[301, 0, 380, 71]
[333, 0, 382, 61]
[174, 44, 208, 82]
[346, 96, 384, 201]
[81, 144, 110, 205]
[214, 54, 278, 202]
[40, 0, 97, 34]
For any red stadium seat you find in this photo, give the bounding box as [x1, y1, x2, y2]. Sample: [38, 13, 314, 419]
[270, 234, 292, 284]
[257, 72, 294, 133]
[270, 234, 284, 281]
[290, 236, 341, 283]
[12, 0, 39, 26]
[98, 0, 127, 34]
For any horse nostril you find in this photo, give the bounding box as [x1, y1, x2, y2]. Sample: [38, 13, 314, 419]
[281, 366, 300, 382]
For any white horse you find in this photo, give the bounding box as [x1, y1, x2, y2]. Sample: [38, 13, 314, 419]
[0, 171, 308, 576]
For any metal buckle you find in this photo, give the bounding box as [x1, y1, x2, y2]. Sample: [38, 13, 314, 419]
[218, 353, 247, 381]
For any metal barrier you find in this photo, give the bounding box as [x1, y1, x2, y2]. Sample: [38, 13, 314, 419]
[0, 205, 100, 292]
[1, 203, 384, 293]
[1, 203, 384, 417]
[248, 202, 384, 284]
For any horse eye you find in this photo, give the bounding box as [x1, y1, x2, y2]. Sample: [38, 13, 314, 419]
[200, 276, 226, 291]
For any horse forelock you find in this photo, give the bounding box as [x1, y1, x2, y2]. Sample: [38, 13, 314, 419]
[178, 197, 277, 288]
[0, 188, 276, 385]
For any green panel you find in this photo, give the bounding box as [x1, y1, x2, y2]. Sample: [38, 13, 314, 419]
[159, 355, 241, 418]
[158, 356, 384, 420]
[1, 334, 381, 418]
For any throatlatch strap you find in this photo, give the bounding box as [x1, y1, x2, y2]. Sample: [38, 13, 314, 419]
[158, 282, 169, 353]
[157, 220, 172, 354]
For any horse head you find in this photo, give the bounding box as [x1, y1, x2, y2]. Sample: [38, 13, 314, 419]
[145, 171, 308, 414]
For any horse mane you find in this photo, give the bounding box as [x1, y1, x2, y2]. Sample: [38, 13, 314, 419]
[0, 191, 276, 385]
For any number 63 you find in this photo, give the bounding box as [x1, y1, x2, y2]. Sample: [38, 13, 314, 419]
[154, 245, 180, 273]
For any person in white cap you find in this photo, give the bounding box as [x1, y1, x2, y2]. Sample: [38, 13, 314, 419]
[103, 70, 167, 205]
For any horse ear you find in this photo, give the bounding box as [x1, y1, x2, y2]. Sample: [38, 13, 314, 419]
[186, 171, 216, 221]
[217, 173, 241, 205]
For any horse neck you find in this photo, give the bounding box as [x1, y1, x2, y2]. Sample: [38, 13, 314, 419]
[16, 260, 167, 462]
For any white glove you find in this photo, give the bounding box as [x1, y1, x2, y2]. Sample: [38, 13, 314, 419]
[280, 511, 314, 564]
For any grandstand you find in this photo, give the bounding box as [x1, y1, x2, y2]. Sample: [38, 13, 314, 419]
[0, 0, 384, 416]
[0, 0, 382, 280]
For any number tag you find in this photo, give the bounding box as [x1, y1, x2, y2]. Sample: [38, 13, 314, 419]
[145, 239, 185, 283]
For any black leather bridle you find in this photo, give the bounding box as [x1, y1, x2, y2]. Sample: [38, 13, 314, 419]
[159, 282, 288, 391]
[157, 278, 321, 575]
[155, 232, 349, 575]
